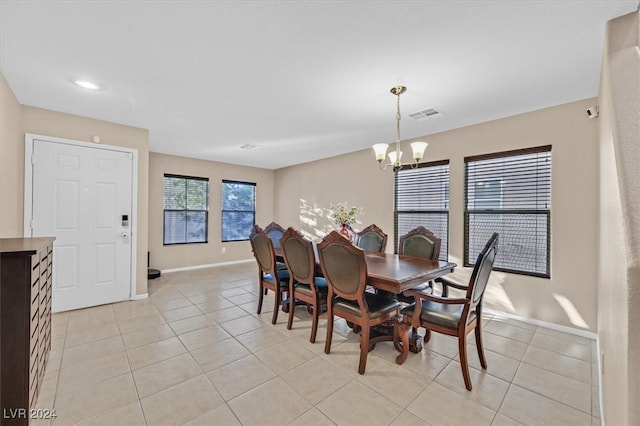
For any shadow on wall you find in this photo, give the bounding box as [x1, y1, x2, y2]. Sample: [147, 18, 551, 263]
[482, 270, 590, 330]
[298, 198, 363, 242]
[552, 293, 589, 329]
[483, 271, 517, 313]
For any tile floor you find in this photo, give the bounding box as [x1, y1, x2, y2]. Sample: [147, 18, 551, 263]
[35, 262, 601, 425]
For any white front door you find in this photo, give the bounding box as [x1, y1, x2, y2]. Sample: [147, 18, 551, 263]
[30, 139, 133, 312]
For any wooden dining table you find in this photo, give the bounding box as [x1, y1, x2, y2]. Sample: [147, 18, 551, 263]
[362, 252, 456, 357]
[274, 246, 457, 359]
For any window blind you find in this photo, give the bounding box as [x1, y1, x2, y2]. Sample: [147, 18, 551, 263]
[464, 146, 551, 277]
[221, 180, 256, 242]
[163, 174, 209, 245]
[394, 160, 450, 260]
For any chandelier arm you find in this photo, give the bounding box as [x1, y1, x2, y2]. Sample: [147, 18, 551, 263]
[378, 161, 390, 171]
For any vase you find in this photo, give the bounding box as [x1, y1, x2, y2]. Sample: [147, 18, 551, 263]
[339, 224, 356, 242]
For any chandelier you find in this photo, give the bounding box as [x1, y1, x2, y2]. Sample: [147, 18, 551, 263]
[372, 86, 428, 172]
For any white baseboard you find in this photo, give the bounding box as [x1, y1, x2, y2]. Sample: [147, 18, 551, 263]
[131, 293, 148, 300]
[596, 336, 604, 424]
[485, 308, 597, 340]
[161, 259, 254, 274]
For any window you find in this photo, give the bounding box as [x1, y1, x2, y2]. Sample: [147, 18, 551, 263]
[394, 160, 450, 260]
[464, 146, 551, 277]
[474, 179, 502, 209]
[222, 180, 256, 242]
[163, 174, 209, 245]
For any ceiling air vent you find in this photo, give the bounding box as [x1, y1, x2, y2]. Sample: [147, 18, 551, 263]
[240, 144, 261, 150]
[409, 107, 441, 120]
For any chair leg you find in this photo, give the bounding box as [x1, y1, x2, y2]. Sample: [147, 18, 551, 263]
[475, 325, 487, 369]
[271, 289, 280, 324]
[287, 294, 295, 331]
[358, 324, 370, 374]
[458, 333, 473, 391]
[257, 283, 264, 315]
[309, 301, 319, 343]
[324, 305, 334, 354]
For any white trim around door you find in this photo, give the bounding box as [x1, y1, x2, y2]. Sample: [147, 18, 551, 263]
[24, 133, 138, 308]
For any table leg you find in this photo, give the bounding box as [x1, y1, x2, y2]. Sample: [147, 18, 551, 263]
[345, 317, 420, 358]
[281, 298, 307, 313]
[395, 320, 410, 364]
[408, 328, 423, 353]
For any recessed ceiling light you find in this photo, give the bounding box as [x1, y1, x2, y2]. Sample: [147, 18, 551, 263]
[73, 80, 101, 90]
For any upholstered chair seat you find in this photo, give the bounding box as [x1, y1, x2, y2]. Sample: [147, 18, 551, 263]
[401, 302, 476, 329]
[334, 294, 400, 319]
[294, 277, 328, 297]
[264, 269, 290, 284]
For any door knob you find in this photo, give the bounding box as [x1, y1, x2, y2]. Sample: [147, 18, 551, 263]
[121, 232, 128, 238]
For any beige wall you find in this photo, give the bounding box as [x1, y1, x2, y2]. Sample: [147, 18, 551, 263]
[0, 73, 24, 237]
[276, 98, 599, 331]
[597, 11, 639, 426]
[16, 105, 150, 296]
[149, 152, 274, 270]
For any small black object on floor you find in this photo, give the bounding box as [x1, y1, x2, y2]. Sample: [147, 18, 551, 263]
[147, 251, 161, 279]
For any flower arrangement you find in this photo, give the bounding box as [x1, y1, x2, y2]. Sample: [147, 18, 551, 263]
[329, 202, 362, 226]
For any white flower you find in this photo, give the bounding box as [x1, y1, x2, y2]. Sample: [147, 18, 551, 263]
[330, 202, 362, 226]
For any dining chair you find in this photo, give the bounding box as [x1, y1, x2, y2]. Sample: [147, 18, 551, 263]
[355, 224, 388, 253]
[262, 222, 289, 271]
[397, 226, 445, 299]
[318, 231, 401, 374]
[398, 226, 441, 259]
[279, 227, 328, 343]
[264, 221, 286, 248]
[249, 228, 290, 324]
[396, 232, 499, 390]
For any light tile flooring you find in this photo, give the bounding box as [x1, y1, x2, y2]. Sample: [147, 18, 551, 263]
[35, 262, 601, 426]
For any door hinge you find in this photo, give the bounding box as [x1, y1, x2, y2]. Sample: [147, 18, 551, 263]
[128, 153, 133, 160]
[31, 155, 35, 165]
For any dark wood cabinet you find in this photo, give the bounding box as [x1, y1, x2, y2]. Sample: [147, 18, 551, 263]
[0, 238, 54, 426]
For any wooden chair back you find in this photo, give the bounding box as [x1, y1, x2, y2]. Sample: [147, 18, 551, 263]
[398, 226, 441, 260]
[466, 232, 499, 310]
[280, 227, 315, 285]
[264, 222, 286, 248]
[249, 229, 277, 277]
[355, 224, 388, 253]
[317, 231, 367, 300]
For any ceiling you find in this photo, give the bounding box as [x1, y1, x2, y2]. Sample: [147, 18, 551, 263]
[1, 1, 637, 170]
